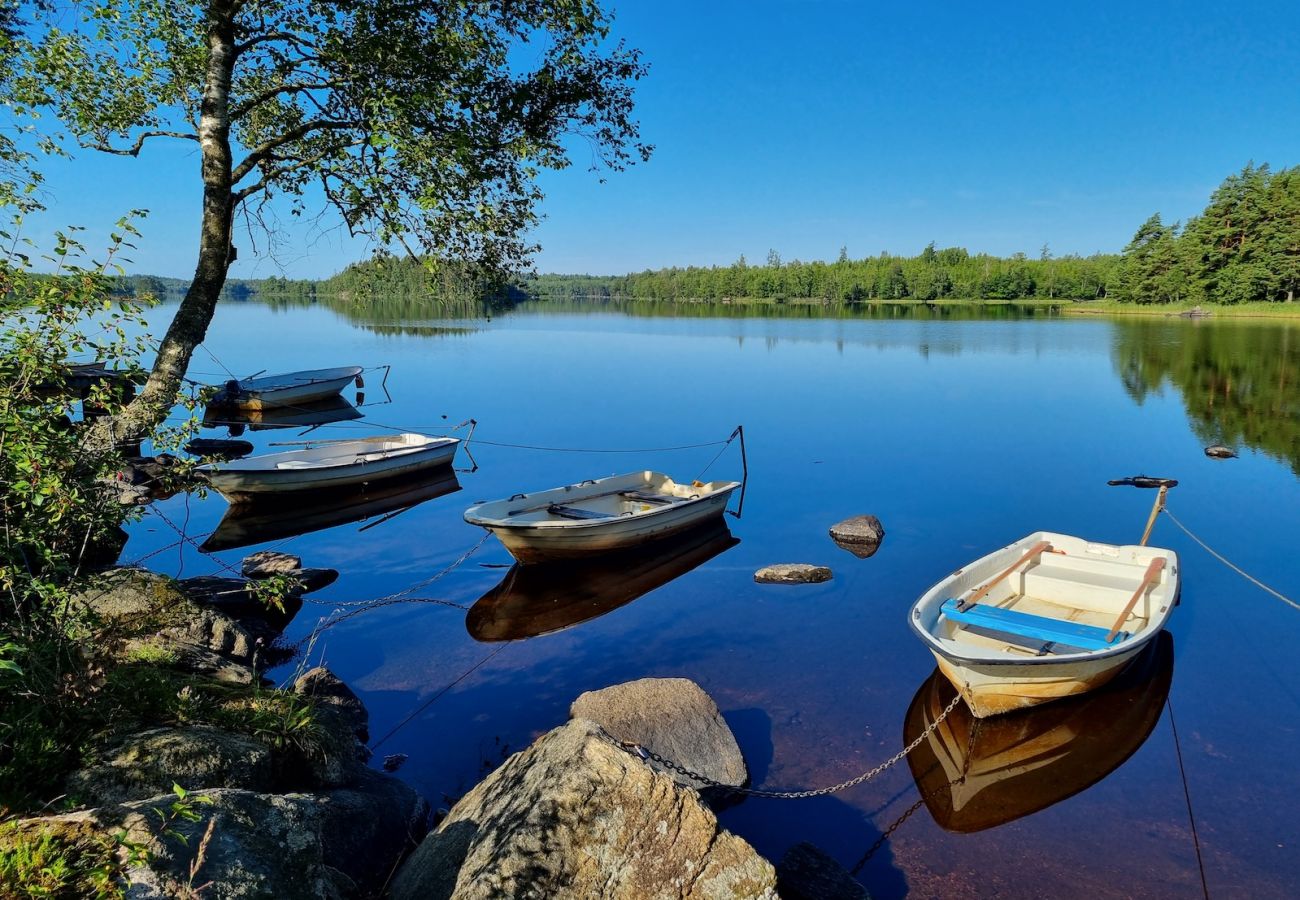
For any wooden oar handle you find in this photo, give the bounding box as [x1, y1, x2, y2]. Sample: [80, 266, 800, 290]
[959, 540, 1052, 610]
[1106, 557, 1166, 642]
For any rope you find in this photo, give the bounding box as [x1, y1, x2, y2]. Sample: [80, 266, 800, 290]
[1166, 698, 1210, 899]
[1161, 507, 1300, 613]
[368, 641, 514, 751]
[466, 436, 732, 454]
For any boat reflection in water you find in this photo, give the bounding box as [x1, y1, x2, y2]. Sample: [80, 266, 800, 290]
[201, 467, 461, 552]
[467, 519, 740, 642]
[904, 631, 1174, 833]
[201, 395, 364, 434]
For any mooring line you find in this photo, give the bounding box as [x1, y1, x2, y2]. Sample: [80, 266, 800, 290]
[1166, 698, 1210, 899]
[1161, 507, 1300, 613]
[368, 641, 514, 752]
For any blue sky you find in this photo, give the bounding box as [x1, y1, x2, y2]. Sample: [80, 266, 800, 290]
[20, 0, 1300, 278]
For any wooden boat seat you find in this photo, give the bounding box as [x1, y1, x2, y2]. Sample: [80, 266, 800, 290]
[941, 599, 1129, 651]
[546, 504, 613, 521]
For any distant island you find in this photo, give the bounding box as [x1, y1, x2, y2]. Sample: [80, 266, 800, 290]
[117, 163, 1300, 310]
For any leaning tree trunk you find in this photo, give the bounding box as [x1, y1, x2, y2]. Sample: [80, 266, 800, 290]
[86, 3, 238, 450]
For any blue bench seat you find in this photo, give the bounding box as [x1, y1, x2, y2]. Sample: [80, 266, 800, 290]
[941, 599, 1128, 651]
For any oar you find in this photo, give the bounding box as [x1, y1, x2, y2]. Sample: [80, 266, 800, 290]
[957, 540, 1052, 611]
[1106, 557, 1166, 642]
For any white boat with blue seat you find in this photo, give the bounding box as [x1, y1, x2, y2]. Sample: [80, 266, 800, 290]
[909, 531, 1178, 718]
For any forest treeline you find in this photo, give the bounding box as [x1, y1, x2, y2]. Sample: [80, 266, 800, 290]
[115, 163, 1300, 307]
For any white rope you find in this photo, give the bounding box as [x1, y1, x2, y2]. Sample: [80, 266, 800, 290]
[1162, 507, 1300, 613]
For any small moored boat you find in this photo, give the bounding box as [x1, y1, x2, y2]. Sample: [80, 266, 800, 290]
[199, 433, 458, 503]
[464, 471, 740, 564]
[209, 366, 363, 410]
[909, 531, 1178, 718]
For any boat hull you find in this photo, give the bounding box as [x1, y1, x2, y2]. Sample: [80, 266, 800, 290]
[489, 490, 734, 563]
[210, 367, 362, 411]
[909, 530, 1179, 719]
[932, 646, 1147, 718]
[203, 437, 458, 502]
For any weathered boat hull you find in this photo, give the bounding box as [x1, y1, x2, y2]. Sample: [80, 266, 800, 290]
[201, 435, 458, 503]
[932, 650, 1145, 718]
[209, 366, 362, 411]
[909, 530, 1179, 718]
[465, 471, 740, 564]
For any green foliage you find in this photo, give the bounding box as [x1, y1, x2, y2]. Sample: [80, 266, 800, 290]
[1115, 163, 1300, 304]
[521, 246, 1117, 304]
[0, 822, 125, 900]
[1113, 318, 1300, 474]
[10, 0, 650, 279]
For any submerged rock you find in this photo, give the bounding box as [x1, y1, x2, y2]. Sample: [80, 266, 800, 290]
[242, 550, 303, 577]
[777, 842, 870, 900]
[829, 515, 886, 558]
[570, 677, 747, 791]
[65, 726, 273, 807]
[754, 563, 833, 584]
[389, 719, 777, 900]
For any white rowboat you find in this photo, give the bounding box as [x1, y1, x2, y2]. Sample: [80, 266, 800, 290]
[209, 366, 363, 410]
[908, 531, 1179, 718]
[199, 433, 459, 502]
[464, 471, 740, 564]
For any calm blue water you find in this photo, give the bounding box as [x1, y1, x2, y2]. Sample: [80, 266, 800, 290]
[127, 300, 1300, 898]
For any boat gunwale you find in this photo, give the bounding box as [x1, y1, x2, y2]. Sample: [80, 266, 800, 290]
[229, 365, 363, 393]
[907, 533, 1180, 668]
[464, 474, 741, 531]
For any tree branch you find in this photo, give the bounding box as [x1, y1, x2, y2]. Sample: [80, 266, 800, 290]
[233, 138, 368, 202]
[233, 31, 317, 57]
[231, 119, 359, 183]
[229, 81, 341, 119]
[89, 130, 199, 157]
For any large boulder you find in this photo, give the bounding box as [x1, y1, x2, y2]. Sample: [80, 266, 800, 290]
[65, 726, 274, 807]
[570, 677, 747, 791]
[754, 563, 833, 584]
[116, 789, 338, 900]
[828, 515, 886, 559]
[77, 569, 258, 665]
[389, 719, 777, 900]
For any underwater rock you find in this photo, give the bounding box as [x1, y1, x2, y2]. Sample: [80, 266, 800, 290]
[754, 563, 833, 584]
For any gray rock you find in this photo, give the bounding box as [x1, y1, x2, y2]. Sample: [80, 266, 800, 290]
[829, 515, 886, 558]
[754, 563, 833, 584]
[1204, 444, 1238, 459]
[389, 719, 777, 900]
[316, 768, 430, 896]
[570, 677, 747, 790]
[77, 569, 259, 666]
[777, 842, 870, 900]
[116, 789, 338, 900]
[66, 726, 274, 807]
[295, 667, 370, 743]
[242, 550, 303, 578]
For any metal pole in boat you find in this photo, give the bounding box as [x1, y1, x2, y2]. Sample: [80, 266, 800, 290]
[1140, 485, 1169, 546]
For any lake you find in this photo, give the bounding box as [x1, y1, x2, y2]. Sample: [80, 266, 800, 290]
[126, 298, 1300, 898]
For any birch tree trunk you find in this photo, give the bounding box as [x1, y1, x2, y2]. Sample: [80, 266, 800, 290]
[88, 2, 238, 450]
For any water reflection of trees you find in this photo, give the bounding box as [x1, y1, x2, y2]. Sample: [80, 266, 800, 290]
[1112, 319, 1300, 472]
[516, 297, 1059, 321]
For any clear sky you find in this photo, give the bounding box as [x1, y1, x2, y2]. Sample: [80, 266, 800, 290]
[20, 0, 1300, 278]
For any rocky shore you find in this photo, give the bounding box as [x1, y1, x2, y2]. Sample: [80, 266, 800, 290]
[4, 561, 866, 898]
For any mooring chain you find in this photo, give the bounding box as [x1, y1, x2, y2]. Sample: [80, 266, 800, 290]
[608, 690, 964, 799]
